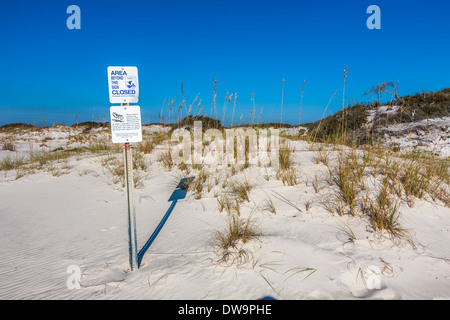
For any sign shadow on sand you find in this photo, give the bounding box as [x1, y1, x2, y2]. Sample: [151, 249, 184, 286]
[137, 177, 194, 267]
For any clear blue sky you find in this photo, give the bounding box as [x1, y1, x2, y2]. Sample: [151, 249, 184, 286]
[0, 0, 449, 126]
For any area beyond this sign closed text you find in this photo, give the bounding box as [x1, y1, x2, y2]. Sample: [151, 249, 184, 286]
[110, 105, 142, 143]
[108, 66, 139, 104]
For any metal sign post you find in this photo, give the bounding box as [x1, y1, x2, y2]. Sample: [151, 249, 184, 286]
[122, 104, 138, 272]
[108, 66, 141, 272]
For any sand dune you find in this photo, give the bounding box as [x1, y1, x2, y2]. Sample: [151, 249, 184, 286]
[0, 124, 449, 299]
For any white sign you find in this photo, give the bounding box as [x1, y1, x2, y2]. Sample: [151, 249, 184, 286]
[108, 66, 139, 104]
[110, 105, 142, 143]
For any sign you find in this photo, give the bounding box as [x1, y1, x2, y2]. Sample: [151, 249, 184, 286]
[107, 66, 141, 271]
[108, 66, 139, 104]
[110, 105, 142, 143]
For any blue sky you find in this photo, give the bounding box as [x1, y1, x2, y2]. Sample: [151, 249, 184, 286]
[0, 0, 449, 126]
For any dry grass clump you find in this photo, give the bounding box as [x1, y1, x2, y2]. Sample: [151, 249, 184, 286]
[157, 151, 173, 170]
[279, 141, 294, 172]
[314, 145, 330, 166]
[29, 150, 69, 170]
[211, 174, 260, 266]
[210, 214, 261, 267]
[263, 193, 277, 215]
[277, 167, 298, 186]
[97, 148, 149, 188]
[85, 141, 121, 154]
[367, 181, 403, 235]
[376, 149, 450, 207]
[0, 149, 77, 176]
[137, 130, 173, 154]
[102, 155, 125, 186]
[330, 151, 361, 215]
[217, 194, 241, 215]
[319, 143, 449, 243]
[276, 141, 298, 186]
[190, 167, 207, 199]
[0, 155, 25, 171]
[228, 176, 252, 203]
[398, 152, 449, 206]
[215, 176, 252, 215]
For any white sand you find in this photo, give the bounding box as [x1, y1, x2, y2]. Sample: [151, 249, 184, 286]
[0, 125, 449, 300]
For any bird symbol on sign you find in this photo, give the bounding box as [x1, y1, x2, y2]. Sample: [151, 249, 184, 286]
[126, 80, 135, 88]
